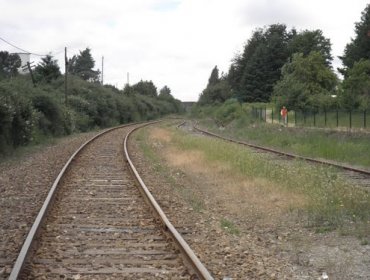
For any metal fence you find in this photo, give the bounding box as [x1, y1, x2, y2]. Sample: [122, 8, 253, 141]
[252, 107, 369, 129]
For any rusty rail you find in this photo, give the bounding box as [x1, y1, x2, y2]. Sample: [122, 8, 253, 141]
[194, 125, 370, 176]
[125, 123, 214, 280]
[8, 123, 141, 280]
[10, 121, 213, 279]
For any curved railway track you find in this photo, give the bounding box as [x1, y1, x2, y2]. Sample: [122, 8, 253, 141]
[9, 122, 213, 280]
[192, 123, 370, 188]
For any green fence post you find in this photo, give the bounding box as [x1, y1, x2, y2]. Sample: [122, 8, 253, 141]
[287, 112, 289, 126]
[303, 111, 306, 125]
[314, 112, 316, 127]
[295, 111, 297, 126]
[364, 110, 366, 128]
[272, 108, 274, 124]
[349, 111, 352, 129]
[279, 110, 281, 123]
[336, 110, 339, 127]
[265, 106, 267, 122]
[324, 110, 327, 127]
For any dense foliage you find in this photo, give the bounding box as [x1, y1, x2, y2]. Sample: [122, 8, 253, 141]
[197, 4, 370, 112]
[273, 52, 338, 111]
[0, 73, 183, 155]
[339, 4, 370, 76]
[341, 59, 370, 109]
[0, 51, 21, 79]
[68, 48, 100, 82]
[200, 25, 334, 105]
[34, 55, 61, 83]
[198, 66, 232, 105]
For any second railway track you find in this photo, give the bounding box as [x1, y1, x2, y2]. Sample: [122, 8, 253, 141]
[10, 123, 212, 279]
[192, 123, 370, 188]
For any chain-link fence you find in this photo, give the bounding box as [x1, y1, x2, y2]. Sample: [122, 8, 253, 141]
[252, 107, 369, 129]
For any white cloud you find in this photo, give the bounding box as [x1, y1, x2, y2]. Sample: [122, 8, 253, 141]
[0, 0, 369, 101]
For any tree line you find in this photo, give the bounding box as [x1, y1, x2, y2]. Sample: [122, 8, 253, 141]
[0, 48, 183, 155]
[199, 4, 370, 112]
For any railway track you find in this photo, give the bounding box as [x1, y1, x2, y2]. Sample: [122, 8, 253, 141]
[192, 124, 370, 188]
[9, 122, 213, 279]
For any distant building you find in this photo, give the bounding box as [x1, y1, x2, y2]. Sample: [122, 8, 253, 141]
[14, 52, 31, 74]
[182, 101, 196, 112]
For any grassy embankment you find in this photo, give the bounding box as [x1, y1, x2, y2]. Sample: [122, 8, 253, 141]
[135, 122, 369, 242]
[198, 118, 370, 169]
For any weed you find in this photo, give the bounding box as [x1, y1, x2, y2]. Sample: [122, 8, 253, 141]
[220, 218, 240, 235]
[360, 239, 369, 245]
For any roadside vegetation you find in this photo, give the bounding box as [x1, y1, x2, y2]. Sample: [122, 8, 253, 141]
[0, 48, 183, 157]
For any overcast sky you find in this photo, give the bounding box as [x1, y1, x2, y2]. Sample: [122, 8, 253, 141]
[1, 0, 369, 101]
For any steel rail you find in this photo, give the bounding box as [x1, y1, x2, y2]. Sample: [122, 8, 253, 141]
[124, 123, 214, 280]
[8, 122, 139, 280]
[194, 125, 370, 176]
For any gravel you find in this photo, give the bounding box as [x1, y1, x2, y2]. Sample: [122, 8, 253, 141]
[0, 131, 97, 279]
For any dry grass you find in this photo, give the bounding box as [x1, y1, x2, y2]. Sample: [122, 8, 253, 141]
[149, 127, 307, 224]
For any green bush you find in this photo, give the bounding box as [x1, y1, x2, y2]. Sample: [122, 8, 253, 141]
[0, 90, 36, 153]
[0, 75, 183, 155]
[31, 94, 65, 136]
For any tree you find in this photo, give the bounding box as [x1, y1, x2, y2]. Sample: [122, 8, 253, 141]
[0, 51, 21, 79]
[34, 55, 61, 83]
[341, 59, 370, 109]
[158, 85, 172, 99]
[288, 29, 333, 66]
[131, 80, 157, 97]
[339, 4, 370, 75]
[273, 52, 338, 111]
[69, 48, 100, 82]
[198, 66, 232, 105]
[208, 66, 219, 86]
[158, 85, 182, 112]
[228, 28, 265, 92]
[230, 24, 293, 102]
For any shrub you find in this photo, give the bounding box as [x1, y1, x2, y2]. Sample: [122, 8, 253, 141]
[31, 94, 65, 136]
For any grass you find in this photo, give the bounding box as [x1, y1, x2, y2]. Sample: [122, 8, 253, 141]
[168, 127, 370, 234]
[199, 118, 370, 168]
[220, 218, 240, 235]
[134, 127, 205, 212]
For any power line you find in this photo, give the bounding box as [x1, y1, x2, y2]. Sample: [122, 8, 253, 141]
[0, 36, 48, 56]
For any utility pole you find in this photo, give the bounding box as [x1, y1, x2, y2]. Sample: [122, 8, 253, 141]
[26, 62, 36, 87]
[101, 56, 104, 85]
[64, 47, 68, 106]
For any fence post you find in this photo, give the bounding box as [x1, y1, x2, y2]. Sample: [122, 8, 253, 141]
[314, 112, 316, 127]
[287, 112, 289, 126]
[295, 111, 297, 126]
[265, 106, 267, 123]
[260, 108, 262, 121]
[324, 110, 327, 127]
[279, 110, 281, 123]
[303, 111, 306, 125]
[349, 110, 352, 129]
[364, 110, 366, 128]
[272, 108, 274, 124]
[336, 110, 339, 127]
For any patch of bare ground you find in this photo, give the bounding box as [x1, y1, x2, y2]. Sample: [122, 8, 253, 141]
[129, 125, 370, 279]
[0, 131, 98, 279]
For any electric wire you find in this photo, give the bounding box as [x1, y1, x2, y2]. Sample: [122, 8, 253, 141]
[0, 36, 48, 57]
